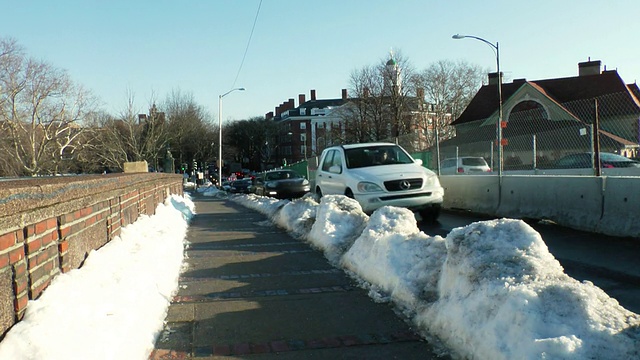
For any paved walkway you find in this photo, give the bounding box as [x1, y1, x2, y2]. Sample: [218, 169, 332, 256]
[150, 195, 447, 359]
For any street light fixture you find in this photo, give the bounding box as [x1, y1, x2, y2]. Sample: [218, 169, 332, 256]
[452, 34, 503, 176]
[218, 87, 245, 187]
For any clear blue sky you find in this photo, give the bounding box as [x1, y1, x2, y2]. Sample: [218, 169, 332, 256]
[2, 0, 639, 123]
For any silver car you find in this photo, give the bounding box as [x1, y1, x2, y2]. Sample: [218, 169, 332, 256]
[439, 157, 491, 175]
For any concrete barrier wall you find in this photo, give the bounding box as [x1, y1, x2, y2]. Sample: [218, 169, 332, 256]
[597, 177, 640, 237]
[439, 175, 638, 239]
[0, 173, 183, 338]
[497, 176, 604, 233]
[440, 175, 499, 214]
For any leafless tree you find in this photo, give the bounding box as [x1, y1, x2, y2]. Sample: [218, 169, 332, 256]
[225, 117, 278, 170]
[340, 51, 417, 145]
[162, 89, 214, 168]
[412, 59, 486, 148]
[88, 91, 169, 172]
[0, 37, 97, 176]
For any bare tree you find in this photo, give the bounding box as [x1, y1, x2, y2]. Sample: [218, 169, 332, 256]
[0, 37, 97, 176]
[88, 91, 169, 172]
[162, 89, 213, 169]
[225, 117, 278, 170]
[341, 51, 418, 145]
[412, 59, 486, 148]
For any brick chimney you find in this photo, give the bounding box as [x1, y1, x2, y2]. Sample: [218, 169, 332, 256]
[310, 89, 316, 101]
[342, 89, 348, 100]
[488, 72, 503, 85]
[363, 87, 370, 98]
[298, 94, 306, 105]
[578, 60, 601, 76]
[416, 87, 424, 100]
[288, 98, 295, 110]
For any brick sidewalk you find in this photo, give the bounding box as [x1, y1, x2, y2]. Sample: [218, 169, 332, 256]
[150, 196, 447, 359]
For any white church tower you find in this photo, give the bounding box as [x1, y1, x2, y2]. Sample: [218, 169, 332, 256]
[383, 51, 401, 96]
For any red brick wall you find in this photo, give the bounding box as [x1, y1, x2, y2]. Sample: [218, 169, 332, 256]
[0, 173, 183, 338]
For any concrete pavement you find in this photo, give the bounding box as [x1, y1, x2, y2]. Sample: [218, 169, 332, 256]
[150, 195, 448, 359]
[150, 192, 640, 359]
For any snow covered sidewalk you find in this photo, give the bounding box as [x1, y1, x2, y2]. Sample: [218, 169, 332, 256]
[0, 195, 194, 360]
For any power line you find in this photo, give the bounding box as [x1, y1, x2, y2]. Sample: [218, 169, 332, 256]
[232, 0, 262, 89]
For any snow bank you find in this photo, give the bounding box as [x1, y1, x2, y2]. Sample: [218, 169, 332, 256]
[231, 193, 640, 359]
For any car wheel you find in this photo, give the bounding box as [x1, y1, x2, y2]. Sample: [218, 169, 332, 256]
[315, 187, 323, 198]
[419, 207, 441, 223]
[345, 189, 354, 199]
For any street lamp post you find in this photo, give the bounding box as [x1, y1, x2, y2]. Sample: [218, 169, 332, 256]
[218, 87, 245, 187]
[452, 34, 503, 176]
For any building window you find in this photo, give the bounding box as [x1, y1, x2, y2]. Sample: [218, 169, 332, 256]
[300, 122, 306, 130]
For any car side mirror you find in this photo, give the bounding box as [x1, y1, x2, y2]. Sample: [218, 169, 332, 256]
[414, 159, 423, 166]
[329, 165, 342, 174]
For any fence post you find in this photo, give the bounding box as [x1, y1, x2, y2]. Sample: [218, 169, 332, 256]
[489, 141, 494, 171]
[532, 134, 537, 169]
[435, 128, 441, 175]
[594, 99, 602, 177]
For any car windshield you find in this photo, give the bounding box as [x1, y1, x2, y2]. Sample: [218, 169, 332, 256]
[461, 157, 487, 166]
[600, 153, 633, 162]
[345, 145, 413, 169]
[264, 171, 301, 181]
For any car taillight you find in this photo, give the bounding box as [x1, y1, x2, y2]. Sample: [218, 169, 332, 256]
[602, 163, 614, 168]
[457, 167, 464, 173]
[486, 168, 492, 172]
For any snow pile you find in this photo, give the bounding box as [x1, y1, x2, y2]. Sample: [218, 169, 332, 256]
[231, 193, 640, 359]
[342, 206, 447, 309]
[0, 194, 194, 360]
[307, 195, 368, 264]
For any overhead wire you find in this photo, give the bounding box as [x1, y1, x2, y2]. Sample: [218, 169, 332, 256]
[231, 0, 262, 89]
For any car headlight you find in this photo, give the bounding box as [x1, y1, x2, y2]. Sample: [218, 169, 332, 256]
[265, 181, 277, 188]
[357, 181, 383, 193]
[302, 179, 309, 185]
[425, 174, 441, 187]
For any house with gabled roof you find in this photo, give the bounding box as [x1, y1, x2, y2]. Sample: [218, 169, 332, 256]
[441, 60, 640, 169]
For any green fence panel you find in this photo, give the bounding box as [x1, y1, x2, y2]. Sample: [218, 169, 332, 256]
[410, 151, 433, 170]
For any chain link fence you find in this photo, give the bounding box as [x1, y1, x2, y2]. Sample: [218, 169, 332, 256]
[431, 91, 640, 173]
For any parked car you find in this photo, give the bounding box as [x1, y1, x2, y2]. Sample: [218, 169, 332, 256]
[314, 142, 443, 221]
[440, 157, 491, 175]
[253, 170, 310, 199]
[554, 152, 640, 168]
[229, 178, 253, 193]
[220, 181, 232, 191]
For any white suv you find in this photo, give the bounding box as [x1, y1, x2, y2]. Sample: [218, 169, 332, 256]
[315, 142, 444, 221]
